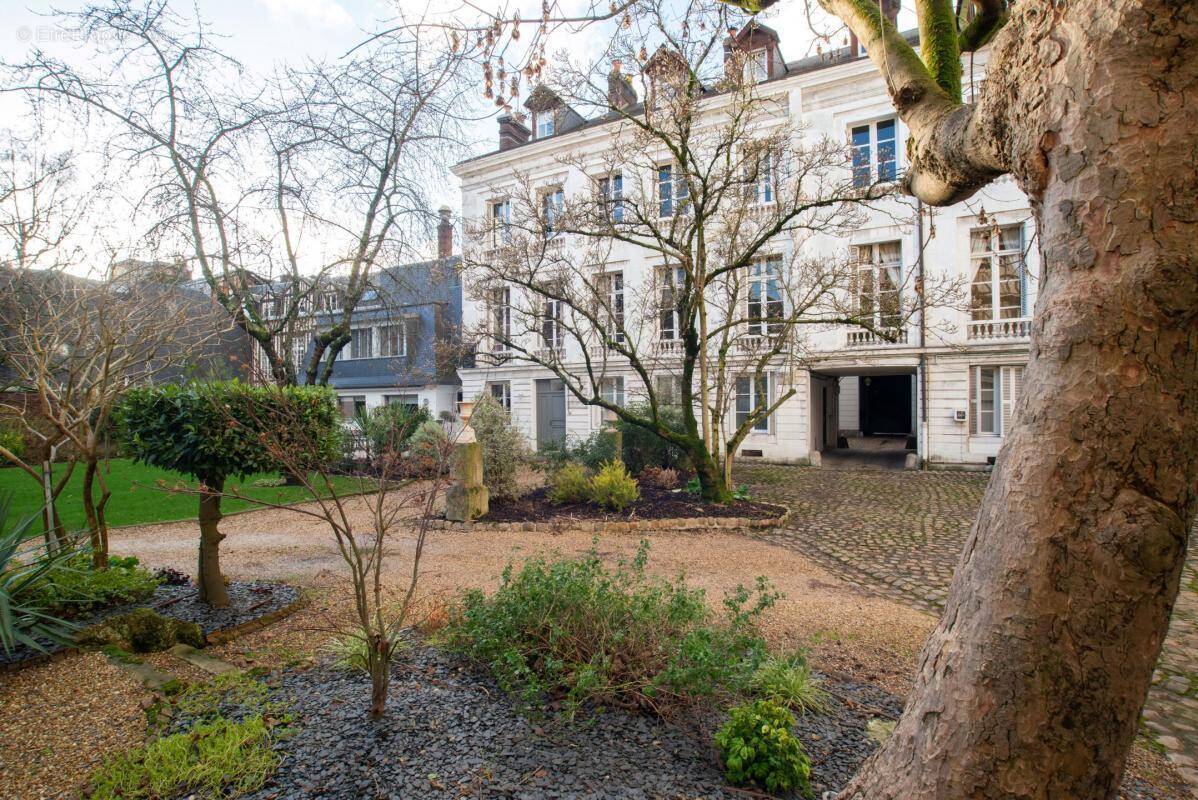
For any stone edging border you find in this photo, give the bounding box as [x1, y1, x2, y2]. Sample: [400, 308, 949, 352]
[426, 508, 791, 534]
[0, 585, 310, 674]
[205, 589, 310, 647]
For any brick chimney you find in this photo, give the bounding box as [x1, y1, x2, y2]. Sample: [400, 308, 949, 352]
[497, 114, 530, 151]
[437, 207, 453, 259]
[607, 59, 637, 110]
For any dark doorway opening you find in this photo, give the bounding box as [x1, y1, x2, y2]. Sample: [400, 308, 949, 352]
[860, 374, 912, 437]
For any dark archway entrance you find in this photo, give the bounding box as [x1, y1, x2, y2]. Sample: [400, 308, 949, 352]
[860, 374, 913, 437]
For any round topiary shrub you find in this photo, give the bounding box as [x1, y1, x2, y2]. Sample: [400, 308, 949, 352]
[588, 460, 640, 511]
[715, 699, 811, 796]
[548, 463, 590, 504]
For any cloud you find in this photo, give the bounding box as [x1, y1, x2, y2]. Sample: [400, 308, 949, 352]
[259, 0, 354, 28]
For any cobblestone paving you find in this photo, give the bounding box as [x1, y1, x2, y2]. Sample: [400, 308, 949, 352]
[738, 464, 1198, 795]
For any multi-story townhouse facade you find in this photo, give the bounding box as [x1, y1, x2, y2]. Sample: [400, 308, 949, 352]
[453, 29, 1036, 470]
[253, 210, 464, 420]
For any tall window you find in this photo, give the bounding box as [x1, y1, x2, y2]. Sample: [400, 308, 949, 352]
[599, 173, 624, 222]
[602, 271, 625, 342]
[655, 374, 684, 406]
[290, 336, 309, 372]
[489, 286, 511, 351]
[969, 365, 1023, 436]
[600, 376, 625, 407]
[746, 147, 775, 204]
[535, 113, 554, 139]
[384, 393, 419, 410]
[378, 323, 406, 357]
[658, 164, 690, 217]
[487, 381, 512, 411]
[851, 118, 897, 187]
[970, 224, 1027, 320]
[339, 395, 367, 419]
[542, 188, 564, 236]
[658, 266, 686, 340]
[348, 327, 373, 359]
[489, 200, 511, 248]
[736, 373, 772, 433]
[853, 241, 903, 329]
[747, 256, 784, 336]
[541, 298, 562, 348]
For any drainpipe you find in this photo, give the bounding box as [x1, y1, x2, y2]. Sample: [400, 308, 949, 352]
[916, 198, 929, 468]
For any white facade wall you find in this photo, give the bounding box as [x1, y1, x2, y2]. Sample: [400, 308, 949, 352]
[453, 46, 1033, 468]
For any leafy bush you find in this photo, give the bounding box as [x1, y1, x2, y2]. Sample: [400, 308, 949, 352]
[0, 420, 25, 460]
[537, 431, 616, 473]
[749, 655, 831, 715]
[639, 466, 681, 489]
[0, 495, 79, 654]
[588, 460, 640, 511]
[153, 567, 190, 586]
[86, 716, 279, 800]
[548, 463, 590, 504]
[30, 553, 159, 618]
[470, 394, 527, 500]
[716, 699, 811, 796]
[617, 403, 690, 474]
[402, 420, 450, 477]
[444, 542, 779, 718]
[77, 607, 204, 653]
[361, 402, 430, 460]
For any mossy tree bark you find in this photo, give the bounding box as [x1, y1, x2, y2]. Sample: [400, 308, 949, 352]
[794, 0, 1198, 796]
[197, 474, 230, 608]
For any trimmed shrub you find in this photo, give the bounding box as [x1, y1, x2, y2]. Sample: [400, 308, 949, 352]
[469, 394, 527, 500]
[588, 460, 639, 511]
[639, 465, 681, 489]
[0, 421, 25, 461]
[716, 699, 812, 796]
[444, 542, 779, 718]
[616, 403, 690, 474]
[548, 463, 591, 504]
[403, 420, 450, 477]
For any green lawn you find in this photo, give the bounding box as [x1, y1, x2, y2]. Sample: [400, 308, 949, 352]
[0, 458, 374, 531]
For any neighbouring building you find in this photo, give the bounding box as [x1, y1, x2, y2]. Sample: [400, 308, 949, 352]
[253, 209, 463, 420]
[453, 14, 1035, 469]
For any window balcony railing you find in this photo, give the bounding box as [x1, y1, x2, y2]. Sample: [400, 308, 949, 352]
[533, 346, 564, 362]
[845, 328, 909, 348]
[967, 318, 1031, 340]
[654, 338, 684, 356]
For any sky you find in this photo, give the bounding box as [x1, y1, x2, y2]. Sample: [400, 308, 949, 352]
[0, 0, 915, 271]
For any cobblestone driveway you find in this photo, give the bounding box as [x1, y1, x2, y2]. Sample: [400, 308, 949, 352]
[739, 464, 1198, 794]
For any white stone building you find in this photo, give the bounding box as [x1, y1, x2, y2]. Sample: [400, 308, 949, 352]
[452, 25, 1035, 470]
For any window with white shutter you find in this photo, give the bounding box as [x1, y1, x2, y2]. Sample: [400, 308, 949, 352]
[970, 365, 1024, 436]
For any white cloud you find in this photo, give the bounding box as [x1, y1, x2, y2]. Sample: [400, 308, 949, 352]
[259, 0, 355, 29]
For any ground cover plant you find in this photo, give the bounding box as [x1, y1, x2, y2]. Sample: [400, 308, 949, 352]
[0, 459, 368, 533]
[27, 553, 158, 618]
[716, 699, 812, 796]
[443, 541, 792, 718]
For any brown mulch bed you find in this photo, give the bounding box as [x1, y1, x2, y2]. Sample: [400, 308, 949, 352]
[480, 485, 787, 524]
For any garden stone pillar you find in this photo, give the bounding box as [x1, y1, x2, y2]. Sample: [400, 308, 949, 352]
[445, 441, 488, 521]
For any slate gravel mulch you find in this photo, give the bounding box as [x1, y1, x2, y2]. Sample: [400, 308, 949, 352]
[480, 485, 788, 524]
[244, 646, 890, 800]
[0, 580, 299, 668]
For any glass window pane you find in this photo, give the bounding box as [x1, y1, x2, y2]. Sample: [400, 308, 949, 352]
[851, 125, 871, 187]
[999, 224, 1023, 251]
[970, 229, 991, 254]
[876, 119, 897, 181]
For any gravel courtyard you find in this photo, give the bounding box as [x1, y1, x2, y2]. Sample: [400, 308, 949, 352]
[740, 463, 1198, 795]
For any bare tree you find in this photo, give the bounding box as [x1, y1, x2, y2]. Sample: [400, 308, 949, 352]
[464, 1, 954, 501]
[4, 1, 471, 387]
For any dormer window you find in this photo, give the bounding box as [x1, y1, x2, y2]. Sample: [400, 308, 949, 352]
[535, 112, 555, 139]
[745, 49, 769, 83]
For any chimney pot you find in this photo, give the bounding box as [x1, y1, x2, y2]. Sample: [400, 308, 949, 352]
[437, 207, 453, 259]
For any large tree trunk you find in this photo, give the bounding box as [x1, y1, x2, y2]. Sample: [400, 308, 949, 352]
[841, 1, 1198, 797]
[197, 476, 230, 607]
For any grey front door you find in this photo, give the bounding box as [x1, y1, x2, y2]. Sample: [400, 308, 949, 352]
[536, 379, 567, 448]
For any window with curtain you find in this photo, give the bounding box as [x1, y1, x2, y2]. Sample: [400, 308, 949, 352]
[853, 241, 902, 329]
[970, 224, 1027, 321]
[489, 287, 511, 351]
[736, 373, 772, 433]
[969, 365, 1024, 436]
[658, 164, 690, 217]
[747, 256, 784, 335]
[602, 271, 625, 342]
[377, 323, 405, 358]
